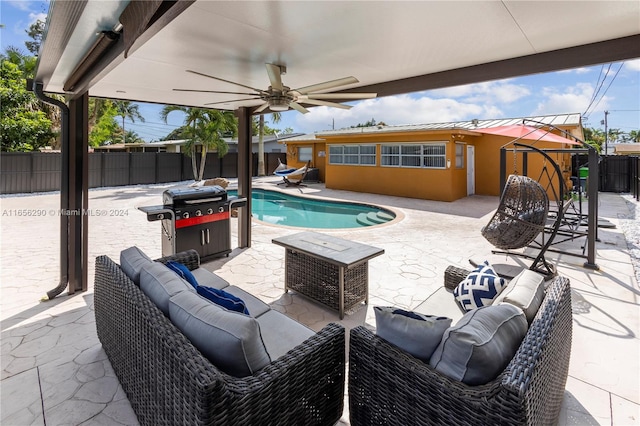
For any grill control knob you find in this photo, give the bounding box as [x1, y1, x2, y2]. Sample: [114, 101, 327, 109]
[195, 210, 202, 217]
[207, 208, 213, 215]
[218, 206, 224, 213]
[157, 213, 164, 220]
[182, 212, 190, 219]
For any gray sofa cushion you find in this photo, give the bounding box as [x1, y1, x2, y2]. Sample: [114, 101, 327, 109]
[169, 291, 271, 377]
[120, 246, 152, 285]
[140, 262, 195, 316]
[225, 286, 271, 318]
[493, 269, 545, 323]
[256, 310, 314, 360]
[191, 267, 231, 290]
[374, 307, 452, 361]
[414, 286, 465, 323]
[429, 303, 527, 385]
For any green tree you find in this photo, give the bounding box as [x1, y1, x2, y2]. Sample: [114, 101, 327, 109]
[25, 20, 45, 55]
[627, 130, 640, 143]
[89, 102, 120, 147]
[114, 101, 145, 143]
[160, 106, 237, 180]
[2, 45, 36, 77]
[0, 60, 55, 151]
[257, 112, 281, 175]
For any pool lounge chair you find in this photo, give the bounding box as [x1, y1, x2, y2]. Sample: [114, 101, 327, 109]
[275, 160, 311, 187]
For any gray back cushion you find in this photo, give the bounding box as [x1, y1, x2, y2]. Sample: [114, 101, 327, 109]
[429, 303, 527, 385]
[374, 307, 452, 361]
[139, 262, 195, 316]
[493, 269, 545, 323]
[169, 290, 271, 377]
[120, 246, 152, 285]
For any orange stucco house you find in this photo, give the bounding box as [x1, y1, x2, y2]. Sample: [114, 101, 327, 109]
[282, 114, 584, 202]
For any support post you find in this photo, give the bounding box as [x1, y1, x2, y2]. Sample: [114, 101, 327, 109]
[68, 92, 90, 293]
[584, 147, 599, 270]
[236, 107, 252, 248]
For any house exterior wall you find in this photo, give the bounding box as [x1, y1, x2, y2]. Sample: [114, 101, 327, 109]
[285, 126, 580, 202]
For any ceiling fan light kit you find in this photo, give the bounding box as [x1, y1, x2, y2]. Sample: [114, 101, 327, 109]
[175, 63, 377, 114]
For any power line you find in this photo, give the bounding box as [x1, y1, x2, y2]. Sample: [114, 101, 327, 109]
[584, 64, 606, 115]
[589, 62, 625, 114]
[583, 63, 611, 117]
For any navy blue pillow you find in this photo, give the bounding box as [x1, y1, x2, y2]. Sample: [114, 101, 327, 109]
[197, 286, 250, 315]
[165, 261, 199, 289]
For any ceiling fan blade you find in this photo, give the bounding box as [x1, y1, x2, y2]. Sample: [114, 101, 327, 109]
[294, 76, 359, 94]
[300, 98, 352, 110]
[174, 88, 257, 96]
[303, 93, 377, 100]
[289, 102, 309, 114]
[265, 63, 283, 91]
[203, 97, 262, 106]
[186, 70, 263, 93]
[254, 102, 270, 113]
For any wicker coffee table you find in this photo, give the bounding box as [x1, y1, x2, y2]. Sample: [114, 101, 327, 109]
[272, 231, 384, 319]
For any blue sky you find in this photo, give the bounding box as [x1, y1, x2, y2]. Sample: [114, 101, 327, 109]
[3, 0, 639, 142]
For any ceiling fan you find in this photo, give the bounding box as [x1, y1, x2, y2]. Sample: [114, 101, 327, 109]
[174, 63, 377, 114]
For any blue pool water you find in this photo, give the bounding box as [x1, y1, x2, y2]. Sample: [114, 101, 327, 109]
[227, 189, 395, 229]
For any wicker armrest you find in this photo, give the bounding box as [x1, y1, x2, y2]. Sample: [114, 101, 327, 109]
[444, 265, 470, 290]
[155, 249, 200, 270]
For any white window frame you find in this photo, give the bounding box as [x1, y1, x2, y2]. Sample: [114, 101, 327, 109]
[455, 143, 465, 168]
[298, 146, 313, 162]
[328, 144, 376, 166]
[381, 143, 447, 169]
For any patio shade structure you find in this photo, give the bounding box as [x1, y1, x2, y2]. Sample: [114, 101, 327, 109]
[31, 0, 640, 298]
[475, 124, 583, 145]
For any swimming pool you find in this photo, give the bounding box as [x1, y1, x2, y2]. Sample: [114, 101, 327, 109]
[227, 189, 395, 229]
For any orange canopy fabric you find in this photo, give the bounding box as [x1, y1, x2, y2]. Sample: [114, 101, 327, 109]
[476, 124, 582, 145]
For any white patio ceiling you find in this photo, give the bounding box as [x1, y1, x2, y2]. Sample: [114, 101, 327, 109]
[38, 1, 640, 111]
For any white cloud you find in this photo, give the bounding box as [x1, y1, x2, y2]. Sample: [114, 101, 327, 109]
[7, 1, 32, 12]
[533, 82, 609, 117]
[625, 59, 640, 72]
[429, 80, 530, 104]
[28, 12, 47, 25]
[558, 67, 591, 74]
[292, 94, 504, 133]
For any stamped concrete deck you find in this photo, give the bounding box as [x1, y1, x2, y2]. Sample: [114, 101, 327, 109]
[2, 177, 639, 425]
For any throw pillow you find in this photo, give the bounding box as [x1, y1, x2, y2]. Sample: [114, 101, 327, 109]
[120, 246, 152, 285]
[429, 303, 528, 386]
[453, 261, 506, 312]
[374, 307, 452, 361]
[197, 285, 250, 315]
[169, 291, 270, 377]
[165, 261, 199, 289]
[493, 269, 545, 324]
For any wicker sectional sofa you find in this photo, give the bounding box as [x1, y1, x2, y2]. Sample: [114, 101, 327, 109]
[94, 249, 345, 426]
[349, 265, 572, 426]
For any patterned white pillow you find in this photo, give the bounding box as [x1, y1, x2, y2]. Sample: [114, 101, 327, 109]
[453, 261, 506, 312]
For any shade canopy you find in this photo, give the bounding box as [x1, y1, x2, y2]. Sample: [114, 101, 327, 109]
[476, 125, 582, 145]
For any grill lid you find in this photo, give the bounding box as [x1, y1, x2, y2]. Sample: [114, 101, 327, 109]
[163, 185, 227, 206]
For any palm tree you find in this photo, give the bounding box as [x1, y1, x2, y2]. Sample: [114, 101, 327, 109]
[160, 106, 237, 181]
[114, 101, 145, 143]
[257, 112, 281, 176]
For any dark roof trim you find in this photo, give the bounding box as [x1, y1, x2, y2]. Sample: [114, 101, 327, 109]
[339, 34, 640, 100]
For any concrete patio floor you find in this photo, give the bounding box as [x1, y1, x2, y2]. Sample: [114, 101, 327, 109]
[1, 177, 639, 425]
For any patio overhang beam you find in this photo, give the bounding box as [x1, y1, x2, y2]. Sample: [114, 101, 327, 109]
[335, 34, 640, 100]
